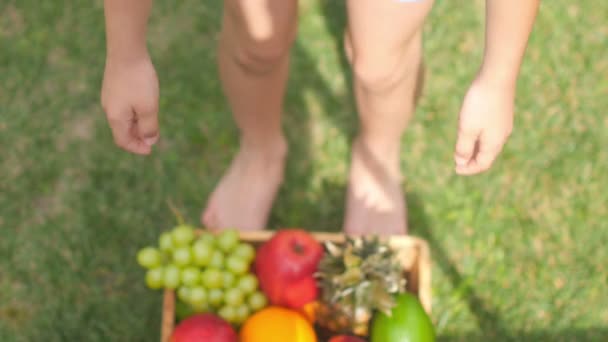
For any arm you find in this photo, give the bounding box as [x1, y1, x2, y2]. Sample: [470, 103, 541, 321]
[454, 0, 540, 175]
[101, 0, 159, 155]
[104, 0, 152, 62]
[478, 0, 541, 86]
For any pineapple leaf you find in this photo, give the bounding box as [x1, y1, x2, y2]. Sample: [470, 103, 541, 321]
[315, 235, 408, 335]
[343, 247, 362, 268]
[371, 282, 397, 316]
[325, 241, 343, 257]
[337, 267, 364, 286]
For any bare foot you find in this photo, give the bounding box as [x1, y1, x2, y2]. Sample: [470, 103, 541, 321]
[202, 140, 287, 231]
[343, 139, 407, 236]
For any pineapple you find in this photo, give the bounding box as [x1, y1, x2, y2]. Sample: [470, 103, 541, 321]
[315, 236, 406, 336]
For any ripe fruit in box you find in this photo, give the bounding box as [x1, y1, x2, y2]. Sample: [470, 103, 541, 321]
[328, 335, 366, 342]
[370, 292, 435, 342]
[316, 236, 406, 336]
[254, 229, 323, 309]
[239, 306, 317, 342]
[170, 314, 237, 342]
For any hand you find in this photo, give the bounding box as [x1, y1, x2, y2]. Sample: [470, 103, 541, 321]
[454, 77, 515, 175]
[101, 55, 159, 155]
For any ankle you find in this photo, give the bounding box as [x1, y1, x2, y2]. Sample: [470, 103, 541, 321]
[240, 134, 288, 162]
[352, 136, 402, 179]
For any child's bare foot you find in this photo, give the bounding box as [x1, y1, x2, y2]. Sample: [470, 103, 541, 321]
[343, 138, 407, 236]
[202, 138, 287, 231]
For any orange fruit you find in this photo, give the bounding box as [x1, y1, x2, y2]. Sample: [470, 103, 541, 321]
[239, 306, 317, 342]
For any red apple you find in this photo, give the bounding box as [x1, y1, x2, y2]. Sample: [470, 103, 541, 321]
[329, 335, 366, 342]
[254, 229, 323, 309]
[171, 314, 237, 342]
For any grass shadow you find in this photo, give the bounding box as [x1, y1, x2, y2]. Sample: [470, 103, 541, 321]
[267, 0, 355, 232]
[318, 0, 356, 138]
[440, 327, 608, 342]
[267, 38, 350, 232]
[407, 193, 513, 340]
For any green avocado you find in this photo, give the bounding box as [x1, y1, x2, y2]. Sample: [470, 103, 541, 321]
[370, 293, 435, 342]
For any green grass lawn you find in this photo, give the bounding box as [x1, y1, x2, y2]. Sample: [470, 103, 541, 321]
[1, 0, 607, 341]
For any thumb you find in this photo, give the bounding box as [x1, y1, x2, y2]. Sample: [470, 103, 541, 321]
[454, 128, 478, 167]
[135, 106, 159, 146]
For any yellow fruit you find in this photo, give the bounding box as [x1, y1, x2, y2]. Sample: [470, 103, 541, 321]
[239, 306, 317, 342]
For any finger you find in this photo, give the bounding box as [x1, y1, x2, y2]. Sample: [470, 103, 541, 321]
[476, 146, 501, 172]
[126, 118, 153, 155]
[107, 109, 151, 155]
[456, 156, 494, 175]
[454, 129, 479, 167]
[134, 104, 159, 147]
[456, 141, 503, 175]
[455, 158, 481, 176]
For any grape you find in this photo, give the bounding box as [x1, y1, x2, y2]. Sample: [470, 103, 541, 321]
[191, 240, 213, 267]
[172, 225, 195, 246]
[189, 286, 208, 307]
[218, 306, 237, 323]
[163, 265, 181, 289]
[216, 229, 240, 252]
[172, 247, 192, 267]
[237, 274, 258, 294]
[234, 304, 250, 324]
[222, 272, 236, 289]
[247, 291, 268, 311]
[191, 302, 209, 313]
[177, 287, 191, 303]
[145, 268, 164, 289]
[233, 243, 256, 263]
[181, 267, 201, 287]
[197, 232, 216, 246]
[159, 232, 173, 252]
[137, 247, 162, 269]
[201, 268, 223, 289]
[209, 250, 224, 269]
[208, 289, 224, 307]
[226, 256, 248, 275]
[224, 288, 245, 307]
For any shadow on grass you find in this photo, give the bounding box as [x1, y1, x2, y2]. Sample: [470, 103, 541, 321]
[267, 10, 356, 230]
[265, 37, 350, 231]
[407, 193, 515, 340]
[267, 0, 357, 231]
[439, 327, 608, 342]
[407, 198, 604, 342]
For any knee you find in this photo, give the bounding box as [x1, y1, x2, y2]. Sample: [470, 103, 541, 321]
[346, 34, 422, 93]
[352, 58, 404, 93]
[352, 52, 422, 93]
[223, 7, 296, 75]
[220, 0, 297, 74]
[232, 37, 293, 74]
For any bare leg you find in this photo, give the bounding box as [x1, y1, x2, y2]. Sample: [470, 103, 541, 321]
[343, 0, 433, 236]
[202, 0, 298, 231]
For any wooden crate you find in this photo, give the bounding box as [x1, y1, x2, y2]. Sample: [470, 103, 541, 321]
[160, 231, 431, 342]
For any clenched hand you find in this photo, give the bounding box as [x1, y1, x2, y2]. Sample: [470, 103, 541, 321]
[454, 77, 515, 175]
[101, 56, 159, 155]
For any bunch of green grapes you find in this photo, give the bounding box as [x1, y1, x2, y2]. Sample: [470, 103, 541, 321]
[136, 225, 268, 324]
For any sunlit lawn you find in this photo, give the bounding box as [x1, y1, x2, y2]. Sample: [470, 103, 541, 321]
[1, 0, 607, 341]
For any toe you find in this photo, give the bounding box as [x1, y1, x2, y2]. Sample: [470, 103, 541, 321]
[201, 204, 217, 229]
